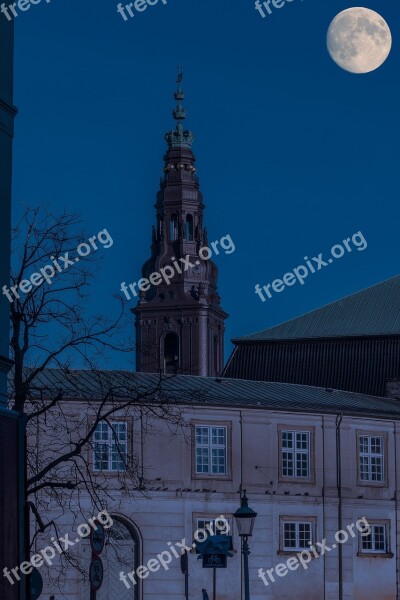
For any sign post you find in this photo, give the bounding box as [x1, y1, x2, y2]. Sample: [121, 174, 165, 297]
[194, 535, 233, 600]
[89, 521, 106, 599]
[180, 549, 189, 600]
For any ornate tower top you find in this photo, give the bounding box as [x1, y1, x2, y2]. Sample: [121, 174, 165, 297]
[165, 65, 194, 149]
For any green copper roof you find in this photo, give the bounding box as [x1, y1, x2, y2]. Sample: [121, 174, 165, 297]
[15, 369, 400, 418]
[237, 275, 400, 342]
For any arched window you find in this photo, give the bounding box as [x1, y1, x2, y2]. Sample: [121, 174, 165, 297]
[170, 214, 178, 241]
[185, 215, 194, 240]
[164, 333, 180, 374]
[80, 516, 141, 600]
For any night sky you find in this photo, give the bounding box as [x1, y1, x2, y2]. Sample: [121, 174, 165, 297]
[12, 0, 400, 369]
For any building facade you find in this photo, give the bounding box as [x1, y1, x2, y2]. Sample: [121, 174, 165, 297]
[29, 371, 400, 600]
[133, 73, 227, 377]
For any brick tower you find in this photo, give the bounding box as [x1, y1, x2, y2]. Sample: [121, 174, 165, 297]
[133, 69, 228, 376]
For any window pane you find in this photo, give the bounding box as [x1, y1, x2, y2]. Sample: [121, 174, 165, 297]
[298, 523, 312, 548]
[362, 532, 373, 550]
[282, 432, 293, 449]
[212, 427, 226, 446]
[196, 447, 209, 473]
[196, 427, 209, 445]
[371, 437, 382, 454]
[359, 436, 369, 453]
[211, 448, 226, 474]
[282, 451, 294, 477]
[284, 523, 296, 548]
[374, 526, 385, 551]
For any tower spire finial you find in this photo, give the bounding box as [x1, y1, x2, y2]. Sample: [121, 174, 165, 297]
[173, 64, 186, 126]
[165, 66, 194, 149]
[177, 63, 183, 86]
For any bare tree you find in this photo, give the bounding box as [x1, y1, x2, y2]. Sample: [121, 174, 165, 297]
[7, 206, 191, 591]
[8, 205, 134, 412]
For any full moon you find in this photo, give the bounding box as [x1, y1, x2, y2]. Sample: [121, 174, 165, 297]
[327, 7, 392, 74]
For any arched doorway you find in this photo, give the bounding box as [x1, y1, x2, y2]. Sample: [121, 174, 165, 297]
[80, 516, 141, 599]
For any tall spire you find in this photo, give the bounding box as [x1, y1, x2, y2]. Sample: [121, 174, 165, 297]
[133, 67, 228, 377]
[165, 66, 194, 149]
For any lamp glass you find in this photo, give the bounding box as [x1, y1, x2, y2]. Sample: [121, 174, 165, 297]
[234, 515, 256, 537]
[233, 491, 257, 537]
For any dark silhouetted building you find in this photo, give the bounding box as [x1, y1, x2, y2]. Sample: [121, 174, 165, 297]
[224, 275, 400, 397]
[133, 74, 227, 376]
[0, 14, 24, 600]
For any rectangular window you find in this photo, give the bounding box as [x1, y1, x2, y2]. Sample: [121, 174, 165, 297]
[281, 430, 310, 478]
[361, 524, 387, 554]
[93, 421, 128, 472]
[282, 521, 313, 551]
[195, 425, 227, 475]
[359, 435, 384, 482]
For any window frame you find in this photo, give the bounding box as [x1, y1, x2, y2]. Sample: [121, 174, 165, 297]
[356, 431, 388, 487]
[91, 419, 130, 473]
[278, 425, 315, 484]
[194, 516, 232, 538]
[358, 520, 392, 558]
[191, 421, 231, 480]
[279, 516, 316, 555]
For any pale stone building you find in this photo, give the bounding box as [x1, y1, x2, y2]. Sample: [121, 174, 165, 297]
[29, 370, 400, 600]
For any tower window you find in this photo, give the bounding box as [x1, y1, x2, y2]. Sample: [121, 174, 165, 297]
[164, 333, 179, 374]
[185, 215, 194, 240]
[170, 214, 178, 241]
[158, 217, 164, 239]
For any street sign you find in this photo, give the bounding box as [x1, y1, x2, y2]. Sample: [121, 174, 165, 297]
[194, 535, 233, 558]
[90, 522, 106, 555]
[202, 554, 227, 569]
[30, 567, 43, 600]
[89, 556, 104, 591]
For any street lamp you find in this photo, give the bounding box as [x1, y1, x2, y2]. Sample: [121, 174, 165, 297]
[233, 490, 257, 600]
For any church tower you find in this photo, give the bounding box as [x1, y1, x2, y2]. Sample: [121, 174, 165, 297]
[133, 70, 228, 376]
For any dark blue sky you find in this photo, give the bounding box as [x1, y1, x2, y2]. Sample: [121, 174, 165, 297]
[12, 0, 400, 369]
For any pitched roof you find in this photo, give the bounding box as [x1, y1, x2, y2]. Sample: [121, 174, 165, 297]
[18, 368, 400, 419]
[236, 275, 400, 342]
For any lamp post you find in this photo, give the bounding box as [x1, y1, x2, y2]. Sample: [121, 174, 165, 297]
[233, 490, 257, 600]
